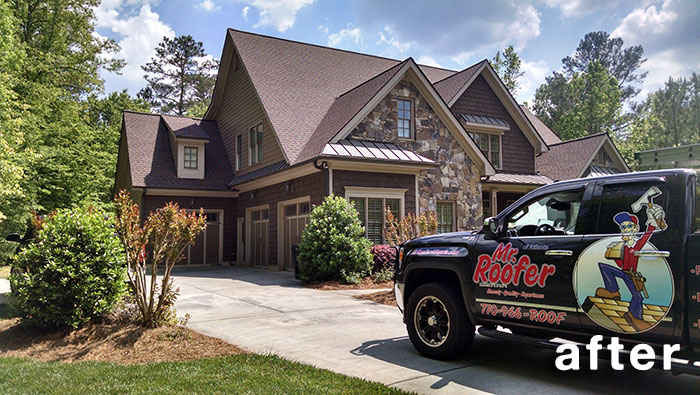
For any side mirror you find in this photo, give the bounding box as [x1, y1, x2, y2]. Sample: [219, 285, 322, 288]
[5, 233, 21, 243]
[482, 217, 499, 239]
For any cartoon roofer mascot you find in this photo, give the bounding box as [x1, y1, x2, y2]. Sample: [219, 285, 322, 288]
[596, 187, 667, 331]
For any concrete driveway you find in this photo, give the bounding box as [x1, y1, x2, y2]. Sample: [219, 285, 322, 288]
[174, 266, 700, 394]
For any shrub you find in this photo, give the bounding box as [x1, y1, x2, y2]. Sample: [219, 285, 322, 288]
[297, 195, 373, 284]
[114, 191, 206, 328]
[384, 210, 438, 245]
[9, 207, 127, 328]
[371, 245, 397, 273]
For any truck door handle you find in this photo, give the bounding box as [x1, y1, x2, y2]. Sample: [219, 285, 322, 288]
[545, 250, 573, 256]
[633, 251, 670, 258]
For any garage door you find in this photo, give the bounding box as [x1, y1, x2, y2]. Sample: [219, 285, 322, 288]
[281, 201, 310, 270]
[182, 211, 222, 265]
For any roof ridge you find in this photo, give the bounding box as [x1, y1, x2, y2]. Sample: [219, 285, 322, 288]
[123, 110, 214, 122]
[227, 28, 457, 74]
[334, 59, 409, 100]
[434, 59, 486, 85]
[548, 132, 608, 146]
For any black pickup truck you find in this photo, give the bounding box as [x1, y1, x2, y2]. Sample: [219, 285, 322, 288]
[394, 169, 700, 372]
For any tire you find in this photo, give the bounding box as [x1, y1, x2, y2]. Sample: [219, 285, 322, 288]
[405, 282, 474, 360]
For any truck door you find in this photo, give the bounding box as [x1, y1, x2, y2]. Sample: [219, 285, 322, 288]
[576, 177, 680, 342]
[471, 184, 592, 332]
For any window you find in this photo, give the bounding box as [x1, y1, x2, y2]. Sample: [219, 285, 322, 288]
[592, 149, 613, 167]
[397, 99, 412, 139]
[350, 197, 401, 244]
[184, 146, 198, 169]
[506, 189, 584, 237]
[436, 202, 454, 233]
[249, 123, 263, 165]
[470, 132, 501, 168]
[482, 191, 492, 218]
[596, 181, 666, 235]
[236, 134, 242, 171]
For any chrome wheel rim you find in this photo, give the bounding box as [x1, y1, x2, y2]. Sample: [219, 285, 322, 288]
[414, 295, 450, 347]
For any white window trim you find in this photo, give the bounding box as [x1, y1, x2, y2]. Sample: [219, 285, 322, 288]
[249, 121, 264, 166]
[394, 97, 414, 140]
[345, 187, 407, 244]
[177, 139, 205, 179]
[469, 130, 502, 170]
[276, 196, 311, 271]
[235, 134, 242, 171]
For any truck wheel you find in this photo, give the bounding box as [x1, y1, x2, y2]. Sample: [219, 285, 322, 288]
[405, 282, 474, 360]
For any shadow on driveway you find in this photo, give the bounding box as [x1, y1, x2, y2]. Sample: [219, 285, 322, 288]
[351, 334, 700, 394]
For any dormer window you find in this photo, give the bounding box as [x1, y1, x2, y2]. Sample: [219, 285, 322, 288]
[249, 122, 263, 165]
[184, 146, 198, 169]
[397, 99, 412, 139]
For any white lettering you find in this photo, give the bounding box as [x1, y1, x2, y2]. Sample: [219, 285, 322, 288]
[555, 344, 579, 371]
[663, 344, 681, 370]
[607, 337, 624, 371]
[586, 335, 603, 370]
[630, 344, 655, 370]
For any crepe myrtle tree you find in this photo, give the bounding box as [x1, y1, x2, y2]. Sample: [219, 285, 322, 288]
[114, 190, 206, 328]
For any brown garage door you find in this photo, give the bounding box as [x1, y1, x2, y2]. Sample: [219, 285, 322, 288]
[181, 211, 222, 265]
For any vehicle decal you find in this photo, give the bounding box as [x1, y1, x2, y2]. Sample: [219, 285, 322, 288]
[408, 246, 468, 257]
[573, 186, 674, 334]
[473, 242, 556, 288]
[485, 288, 545, 300]
[477, 301, 568, 325]
[475, 298, 579, 313]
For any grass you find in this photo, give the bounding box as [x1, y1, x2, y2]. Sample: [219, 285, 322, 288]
[0, 354, 405, 394]
[0, 265, 9, 279]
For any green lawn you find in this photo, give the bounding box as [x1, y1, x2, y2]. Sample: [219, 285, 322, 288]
[0, 265, 9, 279]
[0, 354, 405, 394]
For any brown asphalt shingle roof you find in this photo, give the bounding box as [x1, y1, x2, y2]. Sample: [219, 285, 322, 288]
[520, 105, 561, 146]
[123, 111, 233, 190]
[536, 133, 608, 182]
[161, 114, 210, 140]
[226, 29, 458, 165]
[433, 61, 485, 104]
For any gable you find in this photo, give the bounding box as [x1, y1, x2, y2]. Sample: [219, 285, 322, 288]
[215, 46, 286, 175]
[452, 75, 536, 174]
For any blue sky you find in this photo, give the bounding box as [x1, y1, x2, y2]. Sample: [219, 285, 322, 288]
[95, 0, 699, 104]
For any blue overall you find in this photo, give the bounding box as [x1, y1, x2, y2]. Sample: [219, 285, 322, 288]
[598, 262, 643, 319]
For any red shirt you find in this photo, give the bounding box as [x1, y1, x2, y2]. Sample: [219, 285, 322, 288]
[614, 225, 656, 271]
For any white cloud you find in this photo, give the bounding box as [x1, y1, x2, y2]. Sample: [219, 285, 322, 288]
[416, 55, 442, 68]
[95, 1, 175, 94]
[197, 0, 218, 12]
[377, 26, 411, 52]
[541, 0, 619, 18]
[451, 51, 475, 66]
[242, 6, 250, 19]
[354, 1, 541, 58]
[611, 0, 700, 97]
[516, 60, 549, 104]
[243, 0, 315, 32]
[327, 24, 362, 48]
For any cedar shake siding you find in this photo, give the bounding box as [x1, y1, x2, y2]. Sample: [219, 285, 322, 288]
[332, 170, 416, 216]
[142, 195, 237, 263]
[234, 170, 327, 268]
[349, 77, 482, 230]
[216, 53, 285, 175]
[451, 75, 536, 174]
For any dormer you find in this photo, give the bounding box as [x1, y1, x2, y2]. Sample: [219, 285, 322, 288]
[161, 115, 211, 179]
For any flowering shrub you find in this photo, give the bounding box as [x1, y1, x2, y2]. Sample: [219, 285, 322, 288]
[10, 207, 127, 328]
[371, 245, 397, 273]
[384, 210, 438, 245]
[297, 195, 372, 284]
[114, 190, 206, 328]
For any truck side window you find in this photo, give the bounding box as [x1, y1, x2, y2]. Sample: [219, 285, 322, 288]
[506, 189, 584, 237]
[695, 174, 699, 232]
[596, 181, 666, 235]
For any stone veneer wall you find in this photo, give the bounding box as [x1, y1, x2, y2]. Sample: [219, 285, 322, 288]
[350, 77, 482, 230]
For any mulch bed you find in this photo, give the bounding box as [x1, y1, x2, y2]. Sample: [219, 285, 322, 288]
[353, 290, 397, 307]
[0, 318, 243, 364]
[304, 277, 392, 290]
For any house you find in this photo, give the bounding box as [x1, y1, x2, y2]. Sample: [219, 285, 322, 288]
[114, 29, 623, 269]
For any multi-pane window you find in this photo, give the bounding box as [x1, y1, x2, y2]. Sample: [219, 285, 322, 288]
[436, 202, 454, 233]
[471, 132, 501, 168]
[249, 123, 263, 165]
[482, 192, 492, 218]
[397, 99, 412, 139]
[184, 146, 198, 169]
[349, 197, 400, 244]
[236, 134, 242, 171]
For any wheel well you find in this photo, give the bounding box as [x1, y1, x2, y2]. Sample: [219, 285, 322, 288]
[404, 268, 463, 306]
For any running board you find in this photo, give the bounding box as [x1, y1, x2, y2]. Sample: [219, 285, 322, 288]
[477, 326, 700, 376]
